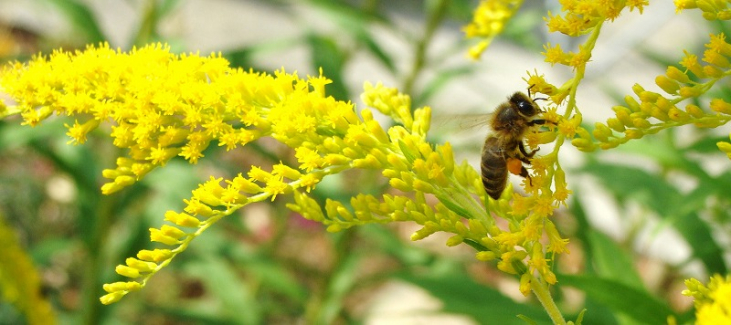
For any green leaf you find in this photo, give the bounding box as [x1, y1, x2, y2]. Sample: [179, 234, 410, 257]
[416, 65, 474, 106]
[580, 161, 727, 274]
[586, 230, 645, 290]
[43, 0, 106, 43]
[559, 274, 675, 325]
[306, 34, 349, 101]
[187, 258, 262, 325]
[398, 269, 552, 325]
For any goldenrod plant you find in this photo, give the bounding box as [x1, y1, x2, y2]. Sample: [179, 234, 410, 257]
[0, 0, 730, 324]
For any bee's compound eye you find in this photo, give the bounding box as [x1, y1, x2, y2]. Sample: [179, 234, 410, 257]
[517, 100, 536, 115]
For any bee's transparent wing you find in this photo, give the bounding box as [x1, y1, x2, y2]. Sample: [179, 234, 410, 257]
[430, 113, 493, 135]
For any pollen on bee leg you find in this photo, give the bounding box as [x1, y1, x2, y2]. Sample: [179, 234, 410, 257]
[506, 157, 524, 176]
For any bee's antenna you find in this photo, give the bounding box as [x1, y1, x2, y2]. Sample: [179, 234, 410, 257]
[527, 85, 549, 102]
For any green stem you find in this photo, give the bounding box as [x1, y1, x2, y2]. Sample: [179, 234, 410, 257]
[402, 0, 450, 96]
[530, 273, 566, 325]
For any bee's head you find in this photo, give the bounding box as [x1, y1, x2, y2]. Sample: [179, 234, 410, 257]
[510, 92, 540, 117]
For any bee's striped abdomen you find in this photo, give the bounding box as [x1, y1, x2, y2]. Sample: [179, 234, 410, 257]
[481, 136, 508, 200]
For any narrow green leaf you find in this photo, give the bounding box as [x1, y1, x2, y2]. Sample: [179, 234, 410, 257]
[399, 269, 552, 325]
[586, 230, 645, 290]
[44, 0, 106, 43]
[559, 274, 675, 325]
[306, 34, 349, 101]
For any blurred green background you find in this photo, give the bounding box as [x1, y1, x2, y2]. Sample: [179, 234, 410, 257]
[0, 1, 729, 324]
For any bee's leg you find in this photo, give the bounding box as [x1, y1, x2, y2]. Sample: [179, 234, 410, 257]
[528, 119, 546, 126]
[518, 142, 539, 161]
[507, 156, 533, 186]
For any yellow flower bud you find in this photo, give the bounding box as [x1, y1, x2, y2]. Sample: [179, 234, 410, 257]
[685, 104, 706, 118]
[137, 249, 173, 263]
[412, 179, 435, 193]
[606, 118, 625, 132]
[666, 66, 690, 83]
[445, 235, 464, 247]
[668, 107, 690, 121]
[710, 98, 731, 114]
[655, 75, 680, 94]
[703, 64, 724, 78]
[624, 95, 642, 112]
[625, 129, 644, 139]
[476, 251, 497, 261]
[571, 138, 596, 151]
[593, 122, 612, 142]
[389, 178, 412, 192]
[126, 257, 157, 273]
[115, 265, 141, 278]
[717, 141, 731, 153]
[100, 292, 125, 305]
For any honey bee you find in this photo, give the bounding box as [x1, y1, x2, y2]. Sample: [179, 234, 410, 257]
[481, 91, 546, 200]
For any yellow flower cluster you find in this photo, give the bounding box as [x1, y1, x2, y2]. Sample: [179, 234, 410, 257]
[683, 274, 731, 324]
[545, 0, 648, 37]
[0, 43, 332, 195]
[1, 44, 569, 303]
[571, 33, 731, 152]
[675, 0, 731, 20]
[463, 0, 523, 59]
[0, 218, 55, 324]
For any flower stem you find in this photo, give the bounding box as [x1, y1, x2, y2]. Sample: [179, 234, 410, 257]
[530, 273, 566, 325]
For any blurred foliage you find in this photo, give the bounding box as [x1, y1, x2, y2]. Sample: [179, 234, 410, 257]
[0, 0, 728, 324]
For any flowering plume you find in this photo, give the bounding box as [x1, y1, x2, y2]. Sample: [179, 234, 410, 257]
[0, 43, 572, 304]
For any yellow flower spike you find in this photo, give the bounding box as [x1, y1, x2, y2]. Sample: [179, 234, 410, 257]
[625, 129, 645, 139]
[125, 257, 157, 273]
[149, 227, 182, 246]
[411, 221, 440, 241]
[497, 250, 527, 275]
[718, 141, 731, 157]
[101, 175, 136, 195]
[592, 122, 613, 142]
[247, 166, 272, 183]
[352, 155, 382, 169]
[519, 273, 532, 297]
[183, 198, 215, 218]
[545, 221, 569, 254]
[413, 106, 432, 135]
[147, 146, 182, 166]
[606, 118, 625, 132]
[273, 164, 302, 180]
[164, 211, 201, 228]
[708, 33, 731, 55]
[445, 234, 465, 247]
[686, 104, 707, 118]
[265, 177, 290, 200]
[703, 47, 731, 67]
[703, 64, 725, 78]
[160, 224, 187, 239]
[65, 118, 101, 144]
[115, 265, 141, 278]
[666, 66, 691, 83]
[624, 95, 642, 112]
[103, 281, 142, 293]
[389, 178, 412, 193]
[542, 43, 571, 66]
[681, 51, 708, 78]
[669, 107, 691, 122]
[655, 75, 681, 95]
[324, 153, 350, 166]
[675, 0, 698, 11]
[100, 291, 125, 305]
[476, 250, 497, 261]
[137, 249, 173, 263]
[229, 174, 264, 194]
